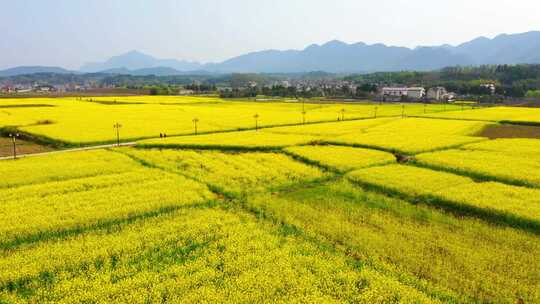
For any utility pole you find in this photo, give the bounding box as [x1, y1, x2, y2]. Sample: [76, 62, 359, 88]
[298, 95, 306, 124]
[374, 106, 378, 118]
[192, 118, 199, 135]
[113, 123, 122, 146]
[401, 104, 405, 118]
[341, 108, 345, 121]
[8, 133, 19, 160]
[254, 114, 259, 131]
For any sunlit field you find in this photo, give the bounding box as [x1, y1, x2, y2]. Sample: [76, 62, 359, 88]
[1, 96, 463, 144]
[420, 106, 540, 123]
[416, 140, 540, 188]
[284, 145, 395, 172]
[1, 96, 540, 303]
[142, 116, 489, 154]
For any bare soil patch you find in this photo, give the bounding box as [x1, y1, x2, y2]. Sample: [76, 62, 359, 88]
[478, 124, 540, 139]
[0, 137, 55, 157]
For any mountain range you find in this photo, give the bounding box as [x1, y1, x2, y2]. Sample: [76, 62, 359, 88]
[3, 31, 540, 76]
[80, 51, 202, 73]
[0, 66, 75, 77]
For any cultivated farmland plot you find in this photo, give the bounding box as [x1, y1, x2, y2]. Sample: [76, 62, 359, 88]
[1, 97, 462, 144]
[416, 145, 540, 188]
[419, 106, 540, 123]
[1, 96, 539, 303]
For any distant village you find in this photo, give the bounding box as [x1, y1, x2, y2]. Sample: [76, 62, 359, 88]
[0, 76, 499, 103]
[381, 87, 455, 102]
[217, 78, 499, 102]
[0, 82, 115, 94]
[380, 84, 497, 102]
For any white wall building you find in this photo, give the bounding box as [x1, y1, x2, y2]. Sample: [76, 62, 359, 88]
[427, 87, 447, 101]
[382, 87, 408, 97]
[382, 87, 425, 100]
[407, 87, 426, 99]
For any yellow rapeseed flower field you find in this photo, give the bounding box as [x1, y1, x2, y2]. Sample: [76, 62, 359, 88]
[326, 118, 488, 154]
[122, 148, 325, 194]
[138, 130, 320, 149]
[0, 151, 213, 246]
[2, 96, 540, 303]
[244, 180, 540, 303]
[284, 145, 395, 172]
[347, 164, 540, 226]
[416, 148, 540, 187]
[139, 117, 488, 153]
[81, 95, 228, 104]
[0, 150, 138, 188]
[0, 97, 463, 144]
[420, 106, 540, 123]
[0, 208, 435, 303]
[329, 133, 483, 154]
[262, 117, 397, 136]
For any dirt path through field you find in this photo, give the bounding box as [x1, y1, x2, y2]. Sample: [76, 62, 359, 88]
[0, 142, 136, 160]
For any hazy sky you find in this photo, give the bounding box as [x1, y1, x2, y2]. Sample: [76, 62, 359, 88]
[1, 0, 539, 69]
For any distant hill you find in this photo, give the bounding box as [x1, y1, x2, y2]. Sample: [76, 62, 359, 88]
[98, 66, 215, 76]
[205, 31, 540, 73]
[0, 66, 75, 77]
[451, 32, 540, 64]
[4, 31, 540, 76]
[80, 50, 203, 73]
[77, 31, 540, 74]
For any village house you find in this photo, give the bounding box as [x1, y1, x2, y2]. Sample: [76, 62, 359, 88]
[427, 87, 447, 101]
[382, 87, 408, 97]
[427, 87, 456, 102]
[15, 87, 32, 93]
[1, 86, 14, 93]
[407, 87, 426, 100]
[178, 89, 195, 95]
[34, 85, 56, 92]
[381, 87, 425, 101]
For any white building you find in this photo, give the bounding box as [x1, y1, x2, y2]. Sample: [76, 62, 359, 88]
[178, 89, 195, 95]
[427, 87, 448, 101]
[382, 87, 408, 97]
[407, 87, 426, 99]
[382, 87, 425, 100]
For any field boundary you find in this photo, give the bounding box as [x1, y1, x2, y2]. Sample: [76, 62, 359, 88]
[115, 147, 462, 303]
[0, 201, 217, 252]
[0, 142, 136, 161]
[411, 160, 540, 189]
[347, 177, 540, 235]
[408, 115, 495, 123]
[500, 120, 540, 127]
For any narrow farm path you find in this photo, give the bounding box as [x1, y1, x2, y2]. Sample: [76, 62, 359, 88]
[0, 142, 136, 161]
[0, 106, 486, 161]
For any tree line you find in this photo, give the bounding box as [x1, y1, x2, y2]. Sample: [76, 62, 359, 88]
[345, 64, 540, 98]
[219, 84, 378, 99]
